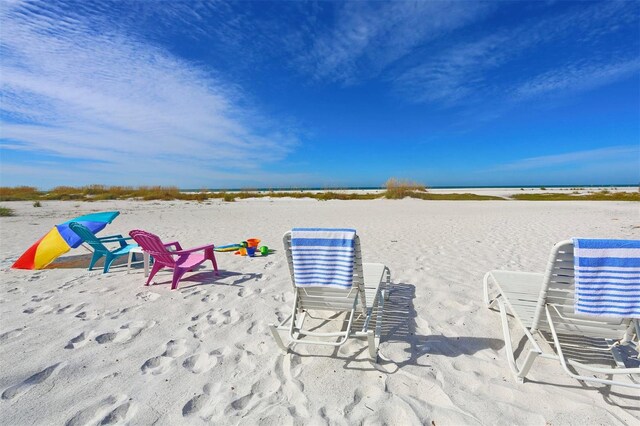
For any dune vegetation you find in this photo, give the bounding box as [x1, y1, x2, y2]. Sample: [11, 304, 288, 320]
[1, 182, 636, 203]
[0, 206, 15, 216]
[511, 190, 640, 201]
[0, 180, 501, 202]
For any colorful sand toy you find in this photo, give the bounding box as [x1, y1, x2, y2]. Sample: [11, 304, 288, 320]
[215, 238, 270, 257]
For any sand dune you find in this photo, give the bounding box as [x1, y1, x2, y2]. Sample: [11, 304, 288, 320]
[0, 199, 638, 425]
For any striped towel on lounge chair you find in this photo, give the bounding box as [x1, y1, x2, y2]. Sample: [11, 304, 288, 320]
[574, 238, 640, 317]
[291, 228, 356, 289]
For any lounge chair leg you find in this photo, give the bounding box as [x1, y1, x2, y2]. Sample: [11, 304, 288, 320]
[127, 252, 133, 274]
[103, 254, 115, 273]
[516, 350, 540, 383]
[143, 253, 150, 277]
[146, 263, 163, 286]
[367, 330, 378, 361]
[209, 248, 219, 275]
[171, 268, 188, 290]
[497, 298, 542, 383]
[269, 324, 289, 352]
[483, 272, 499, 309]
[384, 267, 391, 301]
[88, 252, 102, 271]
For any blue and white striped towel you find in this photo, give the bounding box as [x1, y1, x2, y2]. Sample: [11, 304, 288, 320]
[574, 238, 640, 317]
[291, 228, 356, 289]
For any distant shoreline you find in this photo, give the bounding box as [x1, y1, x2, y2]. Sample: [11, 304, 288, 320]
[1, 185, 638, 204]
[181, 184, 639, 192]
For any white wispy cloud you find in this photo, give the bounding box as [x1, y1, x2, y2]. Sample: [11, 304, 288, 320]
[0, 0, 299, 187]
[296, 1, 493, 84]
[513, 58, 640, 100]
[392, 1, 639, 107]
[496, 146, 640, 171]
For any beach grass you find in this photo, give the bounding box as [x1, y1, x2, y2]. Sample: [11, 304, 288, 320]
[408, 192, 504, 201]
[382, 178, 502, 200]
[384, 178, 427, 199]
[0, 185, 635, 202]
[511, 191, 640, 201]
[0, 206, 15, 216]
[0, 186, 40, 201]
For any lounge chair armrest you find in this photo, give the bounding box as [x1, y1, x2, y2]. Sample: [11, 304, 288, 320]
[173, 244, 215, 255]
[163, 241, 183, 251]
[98, 235, 132, 243]
[98, 234, 127, 241]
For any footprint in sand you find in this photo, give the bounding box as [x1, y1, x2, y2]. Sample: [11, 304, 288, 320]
[8, 287, 26, 294]
[65, 331, 96, 349]
[141, 339, 188, 375]
[55, 303, 88, 314]
[237, 287, 262, 297]
[183, 289, 206, 299]
[182, 383, 222, 419]
[31, 294, 54, 303]
[263, 261, 274, 269]
[272, 354, 309, 417]
[65, 394, 135, 426]
[2, 362, 66, 400]
[108, 306, 140, 320]
[91, 285, 118, 294]
[23, 305, 53, 315]
[0, 327, 26, 343]
[230, 375, 281, 414]
[75, 310, 101, 321]
[135, 291, 161, 302]
[187, 322, 209, 339]
[200, 293, 224, 303]
[224, 375, 281, 416]
[274, 310, 286, 324]
[343, 389, 364, 417]
[28, 272, 44, 282]
[232, 343, 257, 371]
[95, 320, 156, 345]
[271, 293, 286, 303]
[57, 277, 86, 291]
[182, 350, 222, 374]
[188, 309, 241, 338]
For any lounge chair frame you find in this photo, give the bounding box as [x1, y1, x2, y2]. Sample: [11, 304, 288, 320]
[484, 240, 640, 388]
[129, 230, 218, 290]
[69, 222, 138, 274]
[270, 231, 390, 361]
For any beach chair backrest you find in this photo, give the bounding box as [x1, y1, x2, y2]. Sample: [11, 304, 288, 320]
[531, 240, 630, 338]
[69, 222, 108, 253]
[283, 231, 367, 314]
[129, 229, 176, 267]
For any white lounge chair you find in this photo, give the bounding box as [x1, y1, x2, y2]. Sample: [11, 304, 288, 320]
[483, 240, 639, 388]
[269, 230, 390, 361]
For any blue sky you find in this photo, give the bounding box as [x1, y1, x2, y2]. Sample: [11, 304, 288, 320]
[1, 0, 639, 189]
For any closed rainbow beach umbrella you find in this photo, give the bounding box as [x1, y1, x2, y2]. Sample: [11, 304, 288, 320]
[12, 211, 120, 270]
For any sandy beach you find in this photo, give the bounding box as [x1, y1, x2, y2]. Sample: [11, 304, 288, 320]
[0, 198, 638, 425]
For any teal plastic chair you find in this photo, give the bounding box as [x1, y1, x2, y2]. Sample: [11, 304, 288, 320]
[69, 222, 138, 273]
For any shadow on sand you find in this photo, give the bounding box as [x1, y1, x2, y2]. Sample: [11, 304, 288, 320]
[373, 282, 503, 371]
[282, 281, 503, 372]
[46, 253, 258, 289]
[47, 252, 148, 272]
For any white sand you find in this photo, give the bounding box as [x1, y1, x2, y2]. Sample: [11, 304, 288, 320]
[0, 198, 638, 425]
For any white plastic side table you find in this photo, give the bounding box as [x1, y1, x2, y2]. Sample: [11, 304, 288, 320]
[127, 247, 150, 277]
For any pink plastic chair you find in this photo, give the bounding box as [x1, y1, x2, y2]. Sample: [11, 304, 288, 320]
[129, 229, 218, 290]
